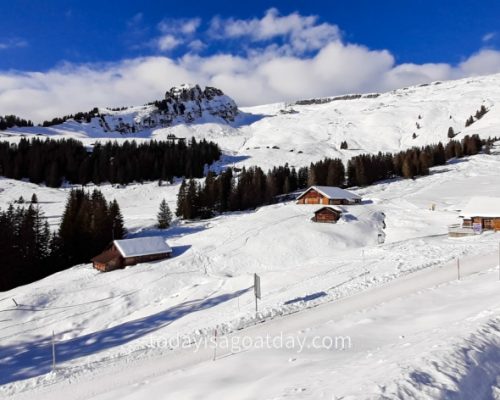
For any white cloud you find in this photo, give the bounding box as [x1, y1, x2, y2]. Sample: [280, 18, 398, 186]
[158, 17, 201, 35]
[458, 49, 500, 76]
[154, 17, 201, 52]
[188, 39, 206, 52]
[2, 10, 500, 122]
[209, 8, 340, 54]
[0, 38, 28, 50]
[157, 35, 181, 51]
[482, 32, 496, 42]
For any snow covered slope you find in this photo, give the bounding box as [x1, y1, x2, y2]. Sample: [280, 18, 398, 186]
[3, 73, 500, 171]
[2, 75, 500, 399]
[1, 144, 500, 398]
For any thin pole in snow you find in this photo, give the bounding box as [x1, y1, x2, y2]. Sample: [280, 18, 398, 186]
[51, 331, 56, 371]
[213, 328, 217, 361]
[12, 298, 18, 307]
[362, 250, 367, 283]
[457, 258, 460, 281]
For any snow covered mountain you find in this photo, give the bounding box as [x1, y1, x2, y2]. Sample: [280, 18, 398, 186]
[94, 84, 238, 134]
[3, 73, 500, 171]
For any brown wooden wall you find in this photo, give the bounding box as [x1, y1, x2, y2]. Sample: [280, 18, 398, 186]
[297, 189, 327, 204]
[463, 217, 500, 230]
[123, 252, 171, 266]
[313, 209, 341, 223]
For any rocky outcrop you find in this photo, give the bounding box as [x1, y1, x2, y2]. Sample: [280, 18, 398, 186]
[160, 84, 239, 123]
[97, 84, 239, 134]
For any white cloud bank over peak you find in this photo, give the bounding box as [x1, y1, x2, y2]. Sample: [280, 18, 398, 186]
[1, 9, 500, 122]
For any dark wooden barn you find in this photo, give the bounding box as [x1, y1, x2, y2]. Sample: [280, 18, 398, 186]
[92, 236, 172, 272]
[312, 206, 342, 223]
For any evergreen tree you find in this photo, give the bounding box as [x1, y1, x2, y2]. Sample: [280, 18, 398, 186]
[447, 127, 455, 139]
[307, 164, 317, 186]
[176, 179, 187, 217]
[157, 199, 173, 229]
[402, 157, 414, 179]
[109, 199, 126, 240]
[454, 141, 464, 158]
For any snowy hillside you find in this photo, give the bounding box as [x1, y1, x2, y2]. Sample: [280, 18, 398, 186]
[2, 74, 500, 399]
[2, 73, 500, 171]
[1, 142, 500, 398]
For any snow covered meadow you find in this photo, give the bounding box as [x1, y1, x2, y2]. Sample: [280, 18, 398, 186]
[1, 74, 500, 399]
[1, 143, 500, 399]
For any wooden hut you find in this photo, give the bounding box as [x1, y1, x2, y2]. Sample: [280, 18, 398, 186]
[92, 236, 172, 272]
[312, 206, 342, 223]
[459, 197, 500, 231]
[296, 186, 362, 205]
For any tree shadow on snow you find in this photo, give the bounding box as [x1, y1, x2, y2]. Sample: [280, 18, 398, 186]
[284, 291, 327, 305]
[129, 225, 208, 241]
[0, 287, 252, 385]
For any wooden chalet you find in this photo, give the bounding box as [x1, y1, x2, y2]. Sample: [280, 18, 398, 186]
[460, 197, 500, 231]
[296, 186, 362, 205]
[92, 236, 172, 272]
[312, 206, 342, 223]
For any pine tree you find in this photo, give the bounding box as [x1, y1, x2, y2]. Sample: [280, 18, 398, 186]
[31, 193, 38, 204]
[402, 157, 415, 179]
[307, 164, 317, 186]
[418, 152, 430, 176]
[454, 141, 464, 158]
[157, 199, 173, 229]
[176, 179, 187, 217]
[109, 199, 126, 240]
[447, 127, 455, 139]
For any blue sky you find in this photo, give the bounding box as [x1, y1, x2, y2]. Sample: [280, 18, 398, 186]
[1, 0, 500, 120]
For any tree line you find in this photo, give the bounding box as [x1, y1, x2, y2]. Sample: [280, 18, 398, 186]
[0, 115, 34, 131]
[41, 107, 100, 127]
[0, 188, 125, 292]
[175, 135, 484, 219]
[0, 137, 221, 187]
[465, 105, 488, 127]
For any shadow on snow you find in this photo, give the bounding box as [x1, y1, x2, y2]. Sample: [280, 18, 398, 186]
[0, 287, 252, 385]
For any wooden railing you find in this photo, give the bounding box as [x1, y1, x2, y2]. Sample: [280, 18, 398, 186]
[448, 224, 476, 236]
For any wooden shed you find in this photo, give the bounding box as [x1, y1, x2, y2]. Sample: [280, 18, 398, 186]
[92, 236, 172, 272]
[312, 206, 342, 223]
[296, 186, 361, 205]
[459, 197, 500, 231]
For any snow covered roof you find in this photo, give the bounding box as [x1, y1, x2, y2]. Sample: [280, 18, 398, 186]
[459, 197, 500, 218]
[314, 206, 343, 214]
[297, 186, 361, 201]
[114, 237, 172, 258]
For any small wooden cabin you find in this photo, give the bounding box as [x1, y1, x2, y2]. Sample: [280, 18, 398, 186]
[296, 186, 362, 205]
[460, 197, 500, 231]
[312, 207, 342, 223]
[92, 236, 172, 272]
